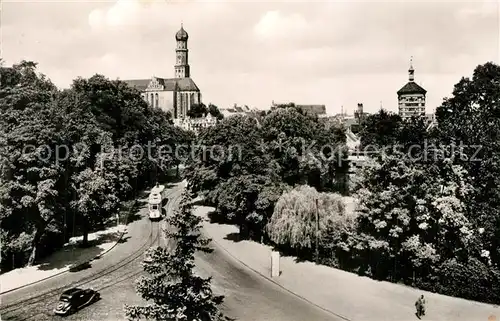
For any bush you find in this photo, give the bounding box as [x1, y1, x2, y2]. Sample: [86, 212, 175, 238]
[417, 258, 500, 304]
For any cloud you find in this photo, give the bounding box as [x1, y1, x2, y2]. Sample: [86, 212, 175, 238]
[88, 0, 151, 30]
[254, 10, 308, 40]
[2, 0, 498, 114]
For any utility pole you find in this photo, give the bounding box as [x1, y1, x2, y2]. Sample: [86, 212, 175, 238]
[315, 198, 319, 265]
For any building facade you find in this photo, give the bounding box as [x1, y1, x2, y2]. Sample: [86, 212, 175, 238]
[123, 25, 201, 120]
[221, 104, 261, 118]
[397, 61, 427, 120]
[174, 113, 217, 133]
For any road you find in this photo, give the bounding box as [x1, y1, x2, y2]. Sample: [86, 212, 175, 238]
[0, 185, 184, 321]
[195, 238, 341, 321]
[1, 182, 341, 321]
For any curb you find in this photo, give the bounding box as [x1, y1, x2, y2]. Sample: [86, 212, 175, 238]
[0, 200, 137, 295]
[203, 223, 352, 321]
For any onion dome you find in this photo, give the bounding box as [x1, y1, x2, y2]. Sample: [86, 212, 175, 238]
[175, 24, 188, 41]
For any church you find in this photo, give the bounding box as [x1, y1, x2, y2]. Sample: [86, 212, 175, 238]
[123, 25, 202, 119]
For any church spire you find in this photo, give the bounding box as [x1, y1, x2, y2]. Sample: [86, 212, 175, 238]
[175, 24, 190, 78]
[408, 56, 415, 82]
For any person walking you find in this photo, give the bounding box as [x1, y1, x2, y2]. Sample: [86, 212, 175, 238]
[415, 294, 426, 318]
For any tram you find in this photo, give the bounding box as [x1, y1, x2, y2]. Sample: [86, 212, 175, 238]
[148, 184, 166, 220]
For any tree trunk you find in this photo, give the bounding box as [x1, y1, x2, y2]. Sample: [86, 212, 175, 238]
[27, 228, 44, 266]
[82, 221, 89, 247]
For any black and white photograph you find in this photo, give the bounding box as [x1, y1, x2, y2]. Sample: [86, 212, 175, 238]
[0, 0, 499, 320]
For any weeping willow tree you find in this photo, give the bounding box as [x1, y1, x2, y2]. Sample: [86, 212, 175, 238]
[266, 185, 357, 255]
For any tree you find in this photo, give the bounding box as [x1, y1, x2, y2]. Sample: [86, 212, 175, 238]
[0, 61, 63, 266]
[70, 166, 119, 246]
[435, 62, 500, 267]
[185, 107, 348, 242]
[353, 150, 479, 281]
[358, 109, 402, 149]
[208, 104, 223, 120]
[185, 114, 264, 197]
[266, 185, 354, 259]
[260, 107, 347, 191]
[125, 191, 225, 321]
[397, 116, 429, 152]
[187, 103, 209, 118]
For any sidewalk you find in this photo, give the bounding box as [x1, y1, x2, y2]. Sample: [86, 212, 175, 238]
[0, 209, 131, 294]
[194, 205, 499, 321]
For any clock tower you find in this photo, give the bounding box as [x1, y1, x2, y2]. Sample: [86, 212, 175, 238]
[175, 24, 190, 78]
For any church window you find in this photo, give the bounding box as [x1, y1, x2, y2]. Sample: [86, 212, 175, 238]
[155, 93, 159, 108]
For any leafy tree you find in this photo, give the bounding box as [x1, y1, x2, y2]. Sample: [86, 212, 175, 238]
[358, 109, 402, 149]
[187, 103, 209, 118]
[70, 165, 119, 246]
[208, 104, 223, 120]
[266, 185, 355, 258]
[435, 62, 500, 267]
[397, 116, 429, 152]
[0, 61, 63, 266]
[71, 75, 151, 145]
[125, 191, 225, 321]
[185, 114, 264, 197]
[353, 150, 479, 281]
[1, 62, 185, 271]
[260, 107, 347, 191]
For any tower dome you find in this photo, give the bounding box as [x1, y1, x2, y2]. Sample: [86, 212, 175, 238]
[175, 24, 188, 41]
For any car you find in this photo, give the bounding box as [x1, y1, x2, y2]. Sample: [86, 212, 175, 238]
[53, 287, 100, 316]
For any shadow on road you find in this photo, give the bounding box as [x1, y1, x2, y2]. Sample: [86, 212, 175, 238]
[69, 261, 92, 272]
[207, 211, 232, 225]
[224, 232, 243, 243]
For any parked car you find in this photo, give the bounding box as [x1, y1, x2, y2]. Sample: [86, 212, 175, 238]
[53, 288, 100, 316]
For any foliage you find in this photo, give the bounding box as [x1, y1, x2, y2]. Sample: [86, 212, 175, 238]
[182, 62, 500, 304]
[266, 185, 357, 262]
[435, 62, 500, 268]
[187, 103, 209, 118]
[184, 107, 348, 241]
[124, 191, 225, 321]
[423, 258, 500, 304]
[358, 109, 402, 149]
[0, 62, 185, 270]
[208, 104, 223, 120]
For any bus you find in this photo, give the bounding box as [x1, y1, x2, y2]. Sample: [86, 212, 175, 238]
[148, 184, 166, 220]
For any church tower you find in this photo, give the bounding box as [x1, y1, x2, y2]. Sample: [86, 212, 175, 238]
[175, 24, 190, 78]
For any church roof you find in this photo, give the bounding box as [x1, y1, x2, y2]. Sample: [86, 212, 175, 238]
[123, 77, 199, 92]
[123, 79, 150, 91]
[297, 104, 326, 115]
[397, 81, 427, 95]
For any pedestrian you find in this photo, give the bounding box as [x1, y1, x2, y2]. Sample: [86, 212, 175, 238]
[415, 294, 426, 318]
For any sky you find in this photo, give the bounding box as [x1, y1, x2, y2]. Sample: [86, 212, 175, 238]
[2, 0, 499, 115]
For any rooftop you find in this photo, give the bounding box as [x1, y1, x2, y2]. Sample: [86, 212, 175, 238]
[397, 81, 427, 95]
[123, 77, 199, 92]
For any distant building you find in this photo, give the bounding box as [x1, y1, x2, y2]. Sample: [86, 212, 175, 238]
[325, 103, 370, 135]
[174, 113, 217, 134]
[219, 104, 263, 124]
[270, 101, 327, 118]
[221, 104, 257, 118]
[354, 103, 369, 124]
[123, 24, 202, 120]
[397, 59, 427, 120]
